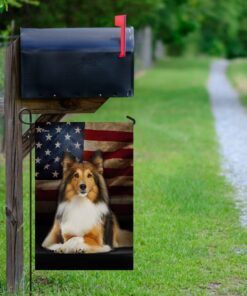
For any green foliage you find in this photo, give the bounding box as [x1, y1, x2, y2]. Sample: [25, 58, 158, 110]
[1, 0, 247, 56]
[154, 0, 199, 55]
[0, 0, 162, 28]
[195, 0, 244, 58]
[0, 0, 8, 13]
[0, 0, 38, 13]
[152, 0, 247, 57]
[8, 0, 39, 8]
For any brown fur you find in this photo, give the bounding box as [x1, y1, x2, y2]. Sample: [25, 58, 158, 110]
[63, 233, 75, 242]
[42, 219, 63, 248]
[62, 163, 100, 203]
[84, 224, 103, 246]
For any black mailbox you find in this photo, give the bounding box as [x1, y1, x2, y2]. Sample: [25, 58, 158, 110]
[20, 27, 134, 99]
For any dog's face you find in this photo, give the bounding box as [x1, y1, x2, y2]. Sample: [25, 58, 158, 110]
[61, 151, 104, 202]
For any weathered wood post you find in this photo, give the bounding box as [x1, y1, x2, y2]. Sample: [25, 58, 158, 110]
[4, 39, 24, 292]
[4, 39, 108, 293]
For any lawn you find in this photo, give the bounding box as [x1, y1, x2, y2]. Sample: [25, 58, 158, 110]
[0, 58, 247, 295]
[228, 58, 247, 105]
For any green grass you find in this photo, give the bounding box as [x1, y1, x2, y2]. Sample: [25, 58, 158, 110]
[0, 58, 247, 295]
[228, 58, 247, 106]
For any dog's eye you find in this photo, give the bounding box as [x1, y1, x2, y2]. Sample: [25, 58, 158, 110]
[87, 173, 93, 178]
[74, 172, 79, 178]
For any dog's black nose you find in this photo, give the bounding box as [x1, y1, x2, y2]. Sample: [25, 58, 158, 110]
[80, 183, 86, 191]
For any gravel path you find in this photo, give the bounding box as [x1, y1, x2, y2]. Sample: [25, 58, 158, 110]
[208, 60, 247, 227]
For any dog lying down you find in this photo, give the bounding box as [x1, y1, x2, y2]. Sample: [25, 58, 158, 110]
[42, 150, 133, 254]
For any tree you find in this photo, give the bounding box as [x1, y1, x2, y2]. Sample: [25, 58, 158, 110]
[0, 0, 8, 12]
[1, 0, 247, 57]
[0, 0, 39, 12]
[153, 0, 200, 55]
[153, 0, 247, 57]
[0, 0, 162, 30]
[195, 0, 243, 57]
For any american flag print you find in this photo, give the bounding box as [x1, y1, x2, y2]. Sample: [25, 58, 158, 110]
[35, 122, 85, 180]
[35, 122, 133, 219]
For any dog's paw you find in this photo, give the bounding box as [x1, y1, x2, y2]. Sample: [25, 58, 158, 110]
[101, 245, 111, 252]
[46, 243, 63, 252]
[59, 237, 86, 254]
[54, 247, 64, 254]
[84, 244, 112, 254]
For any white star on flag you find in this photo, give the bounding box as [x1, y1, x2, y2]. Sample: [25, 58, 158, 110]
[75, 127, 81, 133]
[74, 142, 81, 149]
[45, 149, 51, 156]
[56, 126, 62, 133]
[52, 171, 59, 178]
[36, 126, 42, 133]
[36, 142, 42, 149]
[65, 133, 71, 140]
[35, 172, 39, 177]
[44, 164, 50, 170]
[54, 156, 60, 162]
[35, 157, 41, 164]
[55, 142, 61, 148]
[46, 133, 52, 141]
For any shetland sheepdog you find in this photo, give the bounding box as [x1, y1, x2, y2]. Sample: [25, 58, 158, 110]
[42, 150, 133, 253]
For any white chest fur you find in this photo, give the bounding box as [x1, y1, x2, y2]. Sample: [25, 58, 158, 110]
[58, 196, 109, 237]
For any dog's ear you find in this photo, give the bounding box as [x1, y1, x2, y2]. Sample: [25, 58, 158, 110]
[90, 150, 104, 175]
[62, 152, 76, 173]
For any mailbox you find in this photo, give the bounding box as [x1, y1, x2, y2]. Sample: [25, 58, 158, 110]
[20, 26, 134, 99]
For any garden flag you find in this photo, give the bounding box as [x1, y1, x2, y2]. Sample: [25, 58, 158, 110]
[35, 122, 133, 270]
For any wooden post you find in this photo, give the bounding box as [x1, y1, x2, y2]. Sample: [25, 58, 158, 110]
[4, 38, 108, 293]
[4, 40, 23, 292]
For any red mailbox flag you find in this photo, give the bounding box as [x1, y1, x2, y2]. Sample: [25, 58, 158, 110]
[115, 15, 126, 58]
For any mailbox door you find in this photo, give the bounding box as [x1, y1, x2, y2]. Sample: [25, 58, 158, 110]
[20, 28, 134, 99]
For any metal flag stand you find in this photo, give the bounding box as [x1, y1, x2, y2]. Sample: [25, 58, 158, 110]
[126, 116, 136, 125]
[19, 108, 33, 295]
[17, 109, 135, 295]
